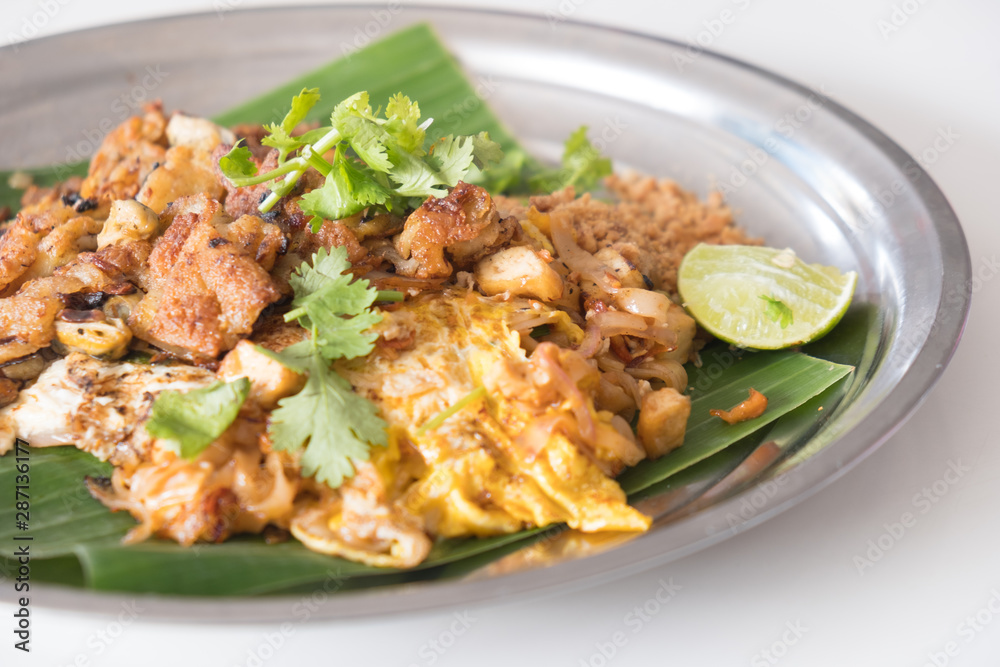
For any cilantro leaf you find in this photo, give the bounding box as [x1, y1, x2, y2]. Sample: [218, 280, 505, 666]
[286, 247, 379, 319]
[343, 118, 394, 173]
[261, 129, 306, 165]
[561, 125, 612, 189]
[285, 247, 383, 360]
[331, 92, 394, 172]
[279, 87, 321, 134]
[269, 347, 387, 488]
[470, 132, 504, 170]
[330, 91, 375, 126]
[218, 142, 258, 180]
[260, 88, 321, 164]
[429, 135, 476, 186]
[337, 154, 394, 210]
[528, 125, 612, 193]
[145, 378, 251, 459]
[384, 93, 425, 153]
[430, 133, 504, 188]
[298, 164, 367, 224]
[386, 143, 448, 197]
[760, 295, 794, 329]
[298, 150, 396, 227]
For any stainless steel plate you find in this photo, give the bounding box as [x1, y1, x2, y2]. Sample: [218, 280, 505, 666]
[0, 6, 970, 620]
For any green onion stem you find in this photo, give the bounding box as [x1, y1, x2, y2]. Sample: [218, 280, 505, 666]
[415, 386, 488, 437]
[376, 290, 405, 302]
[283, 307, 307, 323]
[302, 146, 333, 177]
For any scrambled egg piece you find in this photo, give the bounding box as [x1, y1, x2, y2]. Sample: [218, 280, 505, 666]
[340, 290, 651, 539]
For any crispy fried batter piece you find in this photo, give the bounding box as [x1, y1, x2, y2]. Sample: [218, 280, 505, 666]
[16, 214, 105, 289]
[248, 313, 309, 357]
[0, 206, 79, 295]
[136, 144, 226, 214]
[128, 194, 284, 362]
[393, 181, 519, 279]
[129, 110, 234, 215]
[80, 102, 168, 203]
[0, 238, 152, 365]
[0, 277, 79, 363]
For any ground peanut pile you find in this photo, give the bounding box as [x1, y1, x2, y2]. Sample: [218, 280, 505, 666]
[500, 172, 759, 294]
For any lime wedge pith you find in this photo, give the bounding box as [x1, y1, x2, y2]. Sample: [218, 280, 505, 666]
[677, 244, 857, 350]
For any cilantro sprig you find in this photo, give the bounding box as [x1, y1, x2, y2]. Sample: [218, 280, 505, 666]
[264, 247, 399, 488]
[528, 125, 612, 192]
[475, 125, 612, 195]
[218, 89, 504, 231]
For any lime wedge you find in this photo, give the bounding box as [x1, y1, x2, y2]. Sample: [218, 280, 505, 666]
[677, 244, 857, 350]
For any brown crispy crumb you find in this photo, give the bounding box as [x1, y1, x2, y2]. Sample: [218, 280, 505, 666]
[504, 173, 759, 293]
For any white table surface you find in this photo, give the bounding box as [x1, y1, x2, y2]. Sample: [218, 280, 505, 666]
[2, 1, 997, 665]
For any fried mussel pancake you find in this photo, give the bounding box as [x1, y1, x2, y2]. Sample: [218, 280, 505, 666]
[0, 102, 762, 568]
